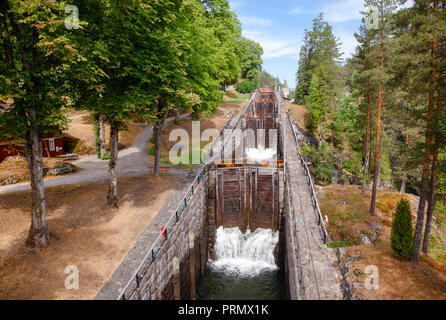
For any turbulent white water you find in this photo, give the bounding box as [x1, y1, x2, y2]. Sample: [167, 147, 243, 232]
[246, 145, 275, 161]
[209, 227, 279, 277]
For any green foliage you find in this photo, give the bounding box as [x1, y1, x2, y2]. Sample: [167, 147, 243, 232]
[0, 0, 82, 140]
[391, 198, 414, 259]
[380, 152, 392, 186]
[299, 143, 311, 157]
[236, 80, 258, 94]
[92, 114, 101, 158]
[307, 142, 336, 185]
[239, 37, 263, 80]
[434, 202, 446, 232]
[327, 239, 351, 249]
[101, 153, 111, 160]
[252, 70, 280, 89]
[344, 151, 363, 177]
[305, 72, 327, 133]
[295, 13, 342, 110]
[148, 147, 165, 159]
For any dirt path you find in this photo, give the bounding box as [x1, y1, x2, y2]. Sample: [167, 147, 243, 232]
[0, 175, 178, 299]
[0, 115, 190, 194]
[347, 245, 446, 300]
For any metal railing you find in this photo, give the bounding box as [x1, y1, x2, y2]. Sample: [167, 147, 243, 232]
[287, 112, 328, 243]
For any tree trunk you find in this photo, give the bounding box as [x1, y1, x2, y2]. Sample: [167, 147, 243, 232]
[107, 122, 119, 208]
[367, 132, 373, 188]
[99, 114, 106, 157]
[175, 108, 181, 123]
[370, 25, 384, 217]
[400, 170, 407, 194]
[153, 106, 170, 176]
[153, 124, 162, 176]
[362, 82, 372, 195]
[422, 136, 439, 254]
[25, 117, 49, 248]
[412, 31, 437, 265]
[400, 132, 409, 194]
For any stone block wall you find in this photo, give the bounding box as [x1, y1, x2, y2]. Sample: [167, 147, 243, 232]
[95, 165, 209, 300]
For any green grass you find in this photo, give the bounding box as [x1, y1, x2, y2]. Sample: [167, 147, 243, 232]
[224, 96, 249, 103]
[224, 90, 240, 99]
[336, 209, 351, 221]
[327, 239, 352, 249]
[148, 147, 165, 159]
[429, 233, 446, 264]
[148, 141, 206, 171]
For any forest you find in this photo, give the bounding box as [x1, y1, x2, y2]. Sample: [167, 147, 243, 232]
[294, 0, 445, 264]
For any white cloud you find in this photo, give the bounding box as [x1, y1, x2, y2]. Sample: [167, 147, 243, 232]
[336, 30, 358, 60]
[323, 0, 364, 23]
[400, 0, 414, 9]
[239, 16, 273, 27]
[289, 7, 306, 15]
[229, 0, 244, 10]
[243, 30, 300, 59]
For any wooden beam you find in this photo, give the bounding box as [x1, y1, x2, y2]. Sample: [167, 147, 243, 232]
[215, 171, 219, 227]
[272, 171, 275, 230]
[238, 168, 242, 228]
[221, 171, 224, 226]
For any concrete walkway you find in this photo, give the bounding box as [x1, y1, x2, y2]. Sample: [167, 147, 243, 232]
[283, 99, 343, 300]
[0, 116, 189, 194]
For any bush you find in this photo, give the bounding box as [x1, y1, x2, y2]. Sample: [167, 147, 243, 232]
[306, 108, 320, 133]
[236, 80, 257, 94]
[391, 198, 414, 259]
[434, 202, 446, 232]
[101, 153, 111, 160]
[95, 137, 102, 159]
[308, 142, 336, 185]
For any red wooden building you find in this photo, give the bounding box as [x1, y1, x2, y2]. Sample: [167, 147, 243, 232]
[0, 129, 66, 163]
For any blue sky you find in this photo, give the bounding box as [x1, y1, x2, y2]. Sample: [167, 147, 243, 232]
[229, 0, 369, 89]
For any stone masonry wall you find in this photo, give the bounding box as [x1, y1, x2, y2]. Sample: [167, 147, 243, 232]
[95, 165, 208, 300]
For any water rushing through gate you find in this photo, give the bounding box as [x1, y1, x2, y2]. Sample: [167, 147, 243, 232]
[197, 227, 285, 300]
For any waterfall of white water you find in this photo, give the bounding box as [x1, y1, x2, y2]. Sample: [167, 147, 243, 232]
[246, 145, 275, 161]
[209, 227, 279, 277]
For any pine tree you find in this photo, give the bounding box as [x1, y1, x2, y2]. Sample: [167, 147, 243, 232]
[305, 71, 327, 133]
[391, 0, 445, 264]
[365, 0, 398, 217]
[391, 198, 414, 259]
[352, 17, 377, 194]
[295, 31, 311, 104]
[422, 0, 446, 255]
[294, 13, 342, 134]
